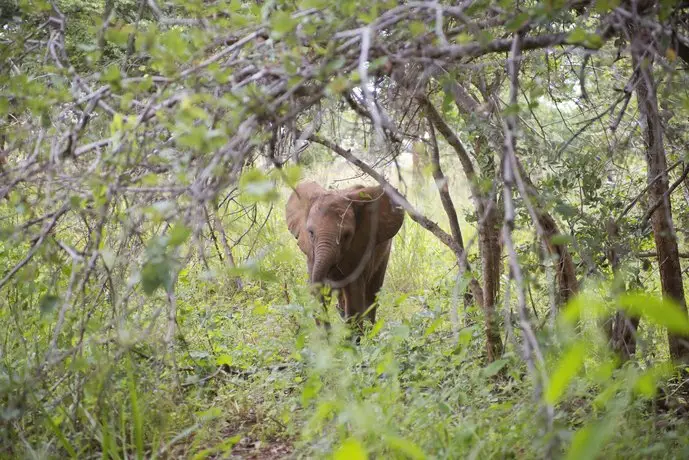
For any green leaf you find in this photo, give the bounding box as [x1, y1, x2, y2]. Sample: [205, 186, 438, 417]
[141, 261, 171, 295]
[618, 292, 689, 334]
[196, 407, 223, 421]
[376, 352, 394, 375]
[409, 21, 427, 37]
[39, 294, 60, 315]
[240, 168, 279, 202]
[566, 28, 604, 49]
[554, 202, 578, 218]
[101, 65, 121, 85]
[567, 27, 587, 44]
[382, 434, 426, 460]
[325, 57, 346, 73]
[560, 292, 607, 325]
[368, 319, 385, 339]
[300, 0, 328, 8]
[326, 76, 349, 96]
[594, 0, 620, 13]
[301, 374, 322, 406]
[334, 438, 368, 460]
[270, 11, 297, 38]
[424, 317, 443, 337]
[585, 33, 604, 49]
[160, 30, 190, 58]
[44, 414, 77, 457]
[69, 195, 84, 210]
[505, 12, 530, 32]
[566, 417, 616, 460]
[0, 97, 9, 117]
[549, 233, 573, 246]
[168, 223, 192, 247]
[110, 113, 124, 136]
[483, 358, 508, 377]
[104, 25, 133, 46]
[280, 164, 302, 188]
[101, 249, 116, 270]
[545, 341, 587, 404]
[634, 362, 673, 398]
[216, 354, 233, 366]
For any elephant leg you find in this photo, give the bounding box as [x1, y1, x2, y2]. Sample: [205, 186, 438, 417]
[342, 280, 367, 338]
[365, 250, 390, 325]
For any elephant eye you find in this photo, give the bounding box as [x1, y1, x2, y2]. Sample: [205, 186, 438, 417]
[308, 229, 314, 239]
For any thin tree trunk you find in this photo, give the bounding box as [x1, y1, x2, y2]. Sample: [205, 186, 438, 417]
[424, 102, 503, 361]
[513, 164, 579, 310]
[426, 119, 496, 353]
[475, 140, 504, 362]
[632, 26, 689, 361]
[603, 219, 640, 360]
[479, 201, 503, 361]
[537, 212, 578, 305]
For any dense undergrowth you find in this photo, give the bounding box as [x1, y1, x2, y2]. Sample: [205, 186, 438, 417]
[3, 175, 688, 459]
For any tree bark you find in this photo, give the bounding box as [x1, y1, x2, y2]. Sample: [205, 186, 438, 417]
[537, 211, 578, 305]
[632, 26, 689, 361]
[603, 219, 640, 361]
[478, 197, 503, 361]
[423, 98, 503, 361]
[427, 119, 497, 355]
[474, 139, 504, 362]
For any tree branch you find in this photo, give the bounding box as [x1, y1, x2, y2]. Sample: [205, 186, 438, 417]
[427, 118, 464, 249]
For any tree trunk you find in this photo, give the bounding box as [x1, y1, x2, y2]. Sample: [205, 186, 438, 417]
[603, 219, 640, 361]
[474, 138, 504, 362]
[479, 202, 504, 361]
[424, 102, 503, 361]
[632, 27, 689, 362]
[511, 162, 579, 311]
[537, 212, 578, 306]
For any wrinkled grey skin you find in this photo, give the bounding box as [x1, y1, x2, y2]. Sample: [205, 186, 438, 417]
[286, 181, 404, 329]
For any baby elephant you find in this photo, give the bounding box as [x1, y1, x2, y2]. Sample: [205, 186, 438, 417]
[286, 181, 404, 329]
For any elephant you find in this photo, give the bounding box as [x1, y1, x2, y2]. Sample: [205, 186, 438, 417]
[285, 181, 404, 330]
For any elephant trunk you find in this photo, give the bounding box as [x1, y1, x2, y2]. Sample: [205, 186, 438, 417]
[310, 241, 338, 284]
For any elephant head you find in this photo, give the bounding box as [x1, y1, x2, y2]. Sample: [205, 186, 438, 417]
[286, 181, 404, 285]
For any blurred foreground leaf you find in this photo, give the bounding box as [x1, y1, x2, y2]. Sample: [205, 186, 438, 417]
[545, 341, 587, 404]
[334, 438, 368, 460]
[618, 292, 689, 334]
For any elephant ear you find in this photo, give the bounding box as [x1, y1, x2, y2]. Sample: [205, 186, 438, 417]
[286, 181, 325, 252]
[347, 185, 404, 243]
